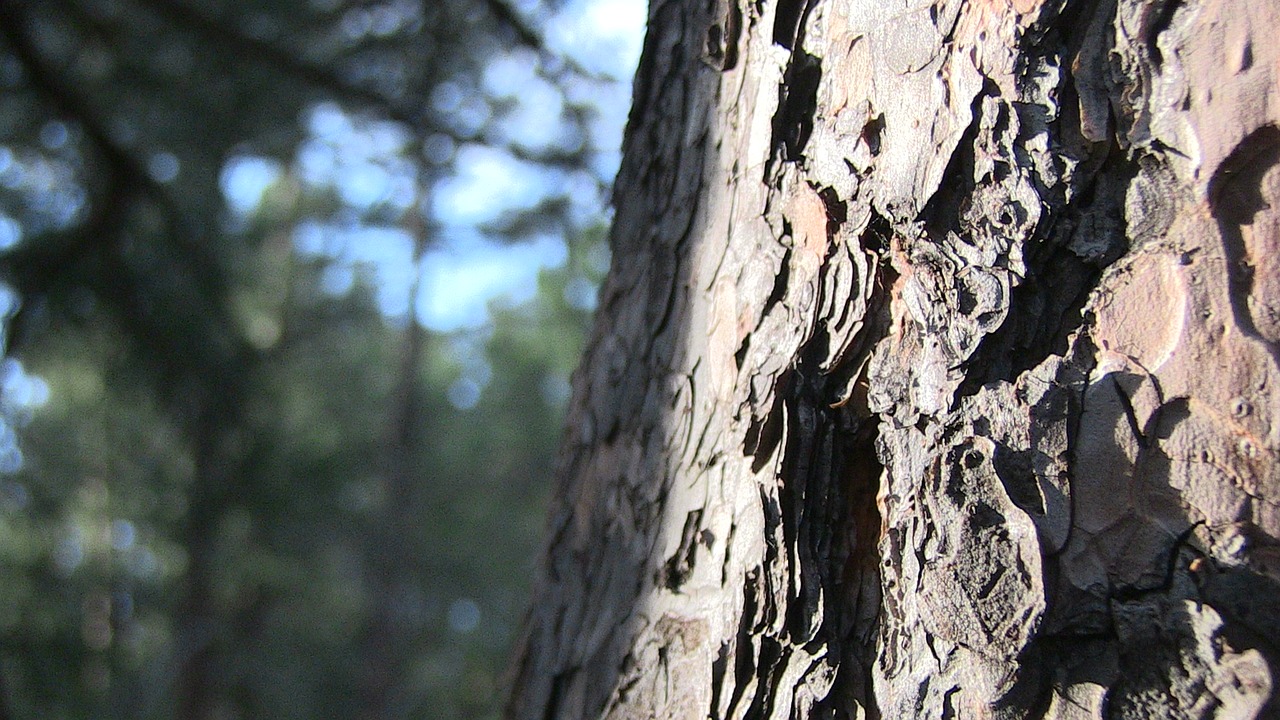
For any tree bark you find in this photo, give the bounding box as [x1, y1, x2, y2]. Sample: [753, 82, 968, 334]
[507, 0, 1280, 717]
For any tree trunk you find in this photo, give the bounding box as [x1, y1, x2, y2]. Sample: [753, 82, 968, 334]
[507, 0, 1280, 717]
[358, 224, 430, 720]
[175, 375, 251, 720]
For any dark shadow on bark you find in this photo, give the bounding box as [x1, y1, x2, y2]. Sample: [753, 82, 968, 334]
[1209, 124, 1280, 367]
[503, 3, 723, 717]
[1039, 367, 1280, 716]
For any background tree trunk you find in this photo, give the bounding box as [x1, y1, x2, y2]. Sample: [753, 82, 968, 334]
[507, 0, 1280, 717]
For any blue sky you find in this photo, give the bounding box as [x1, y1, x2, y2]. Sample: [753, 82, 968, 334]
[221, 0, 646, 331]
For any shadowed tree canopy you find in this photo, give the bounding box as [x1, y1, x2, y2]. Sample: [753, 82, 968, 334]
[0, 0, 598, 369]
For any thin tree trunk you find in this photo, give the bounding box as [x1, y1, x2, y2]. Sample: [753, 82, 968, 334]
[0, 658, 11, 720]
[508, 0, 1280, 717]
[358, 222, 430, 720]
[175, 376, 249, 720]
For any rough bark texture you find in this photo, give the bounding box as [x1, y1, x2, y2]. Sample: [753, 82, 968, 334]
[507, 0, 1280, 717]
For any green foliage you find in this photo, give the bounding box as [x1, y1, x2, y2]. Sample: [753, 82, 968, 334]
[0, 200, 604, 720]
[0, 0, 619, 717]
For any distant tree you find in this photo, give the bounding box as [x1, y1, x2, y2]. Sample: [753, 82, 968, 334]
[508, 0, 1280, 717]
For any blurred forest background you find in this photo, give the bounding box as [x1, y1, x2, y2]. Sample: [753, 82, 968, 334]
[0, 0, 640, 718]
